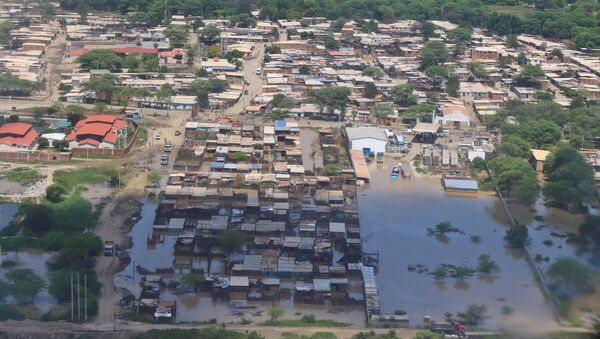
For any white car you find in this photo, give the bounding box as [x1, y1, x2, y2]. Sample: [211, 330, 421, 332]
[255, 68, 262, 75]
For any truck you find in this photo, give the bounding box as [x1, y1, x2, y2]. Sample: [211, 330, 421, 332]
[103, 241, 114, 256]
[430, 321, 466, 337]
[160, 154, 169, 165]
[164, 141, 172, 153]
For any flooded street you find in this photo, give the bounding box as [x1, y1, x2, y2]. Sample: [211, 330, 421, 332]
[358, 161, 556, 328]
[115, 198, 365, 325]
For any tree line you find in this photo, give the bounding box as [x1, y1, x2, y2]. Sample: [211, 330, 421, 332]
[58, 0, 599, 49]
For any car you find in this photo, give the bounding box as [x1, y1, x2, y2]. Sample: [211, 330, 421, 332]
[160, 154, 169, 165]
[155, 133, 161, 140]
[175, 130, 181, 136]
[255, 68, 262, 75]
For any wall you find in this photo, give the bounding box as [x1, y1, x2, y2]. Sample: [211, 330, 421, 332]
[350, 139, 387, 154]
[0, 151, 71, 162]
[71, 120, 140, 158]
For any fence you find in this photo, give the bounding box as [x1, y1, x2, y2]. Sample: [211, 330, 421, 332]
[71, 120, 140, 158]
[0, 151, 71, 162]
[485, 165, 565, 324]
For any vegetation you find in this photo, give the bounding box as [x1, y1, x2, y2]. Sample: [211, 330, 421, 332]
[263, 312, 350, 328]
[351, 331, 402, 339]
[45, 184, 67, 203]
[281, 332, 338, 339]
[271, 93, 295, 109]
[420, 42, 449, 70]
[487, 156, 538, 204]
[311, 87, 352, 120]
[457, 304, 488, 325]
[477, 255, 499, 273]
[391, 83, 417, 106]
[371, 102, 394, 118]
[505, 224, 529, 249]
[0, 167, 44, 186]
[543, 143, 597, 209]
[547, 258, 596, 295]
[5, 268, 45, 304]
[147, 171, 161, 185]
[0, 72, 35, 96]
[77, 49, 123, 71]
[53, 167, 115, 193]
[0, 304, 25, 321]
[130, 328, 263, 339]
[188, 78, 229, 108]
[322, 164, 341, 177]
[218, 230, 246, 253]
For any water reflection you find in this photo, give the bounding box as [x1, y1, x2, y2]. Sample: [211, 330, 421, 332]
[358, 160, 555, 328]
[0, 203, 19, 229]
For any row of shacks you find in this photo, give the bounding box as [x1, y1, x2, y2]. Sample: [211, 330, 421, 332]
[133, 120, 382, 321]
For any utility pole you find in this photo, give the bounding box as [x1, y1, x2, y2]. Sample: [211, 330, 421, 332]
[70, 273, 74, 321]
[77, 273, 81, 321]
[84, 274, 87, 322]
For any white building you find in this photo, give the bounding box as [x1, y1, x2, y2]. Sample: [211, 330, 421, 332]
[434, 104, 470, 128]
[346, 127, 388, 155]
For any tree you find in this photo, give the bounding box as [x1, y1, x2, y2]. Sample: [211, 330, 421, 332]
[534, 91, 554, 101]
[38, 137, 49, 148]
[324, 34, 340, 50]
[543, 143, 597, 208]
[271, 94, 295, 109]
[418, 21, 437, 40]
[362, 66, 384, 78]
[547, 258, 596, 295]
[322, 164, 341, 177]
[477, 255, 499, 273]
[268, 306, 284, 323]
[299, 65, 310, 75]
[331, 18, 347, 31]
[391, 84, 417, 106]
[513, 64, 545, 87]
[0, 72, 35, 96]
[83, 74, 119, 103]
[488, 156, 538, 204]
[467, 62, 488, 79]
[265, 45, 281, 54]
[447, 27, 472, 44]
[164, 25, 187, 48]
[446, 74, 460, 97]
[77, 49, 122, 71]
[363, 82, 377, 98]
[420, 42, 449, 70]
[207, 45, 221, 58]
[6, 269, 45, 304]
[458, 304, 487, 325]
[218, 230, 246, 253]
[146, 171, 161, 185]
[507, 119, 561, 149]
[424, 65, 451, 90]
[21, 203, 53, 233]
[579, 215, 600, 250]
[200, 24, 221, 43]
[506, 35, 519, 48]
[233, 151, 248, 162]
[505, 225, 529, 249]
[46, 184, 66, 203]
[371, 102, 395, 119]
[311, 87, 352, 120]
[493, 135, 531, 158]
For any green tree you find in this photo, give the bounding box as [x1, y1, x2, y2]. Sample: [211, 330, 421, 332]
[446, 74, 460, 97]
[505, 225, 529, 249]
[477, 255, 500, 273]
[6, 268, 45, 304]
[200, 24, 221, 43]
[362, 66, 384, 78]
[299, 65, 310, 75]
[371, 102, 395, 118]
[38, 137, 50, 148]
[77, 49, 122, 71]
[547, 258, 596, 294]
[322, 164, 341, 176]
[311, 87, 352, 120]
[534, 90, 554, 101]
[83, 74, 120, 102]
[218, 230, 246, 253]
[21, 203, 53, 233]
[265, 45, 281, 54]
[0, 72, 35, 96]
[447, 27, 472, 44]
[506, 35, 519, 48]
[513, 64, 545, 87]
[458, 304, 487, 325]
[467, 62, 489, 79]
[45, 184, 66, 203]
[363, 82, 377, 98]
[233, 151, 248, 162]
[424, 65, 451, 89]
[418, 21, 437, 41]
[146, 171, 161, 185]
[391, 83, 417, 106]
[207, 44, 221, 58]
[268, 306, 285, 323]
[488, 156, 538, 204]
[420, 42, 449, 70]
[164, 25, 188, 48]
[271, 94, 295, 109]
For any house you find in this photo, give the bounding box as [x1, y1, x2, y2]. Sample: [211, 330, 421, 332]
[531, 149, 550, 172]
[0, 122, 39, 150]
[346, 127, 388, 155]
[434, 104, 470, 128]
[66, 114, 128, 149]
[470, 47, 498, 61]
[512, 87, 536, 101]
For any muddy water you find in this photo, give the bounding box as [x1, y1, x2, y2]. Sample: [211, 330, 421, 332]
[358, 161, 556, 328]
[0, 250, 58, 312]
[0, 203, 19, 229]
[115, 198, 365, 325]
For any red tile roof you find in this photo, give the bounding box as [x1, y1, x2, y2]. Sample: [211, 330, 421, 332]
[69, 48, 92, 57]
[67, 114, 128, 147]
[112, 47, 158, 55]
[76, 123, 113, 137]
[0, 128, 39, 147]
[0, 122, 33, 136]
[84, 114, 116, 124]
[103, 132, 117, 144]
[78, 138, 100, 146]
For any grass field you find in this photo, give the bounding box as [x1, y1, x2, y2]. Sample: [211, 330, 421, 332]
[262, 318, 350, 328]
[0, 167, 45, 186]
[486, 5, 537, 18]
[53, 167, 115, 192]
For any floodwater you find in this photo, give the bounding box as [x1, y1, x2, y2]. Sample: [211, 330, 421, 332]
[0, 203, 19, 230]
[0, 250, 58, 312]
[115, 198, 365, 325]
[358, 160, 556, 328]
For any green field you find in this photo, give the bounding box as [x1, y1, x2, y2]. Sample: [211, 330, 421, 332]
[0, 167, 45, 186]
[486, 5, 537, 18]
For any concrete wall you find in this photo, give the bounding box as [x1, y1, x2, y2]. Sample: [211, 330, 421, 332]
[0, 151, 71, 162]
[350, 138, 387, 154]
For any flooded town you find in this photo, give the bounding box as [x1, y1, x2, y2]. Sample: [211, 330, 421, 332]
[0, 0, 600, 338]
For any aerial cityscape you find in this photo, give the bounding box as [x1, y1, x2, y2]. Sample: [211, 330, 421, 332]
[0, 0, 599, 338]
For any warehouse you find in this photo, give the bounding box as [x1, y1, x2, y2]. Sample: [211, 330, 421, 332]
[346, 127, 388, 155]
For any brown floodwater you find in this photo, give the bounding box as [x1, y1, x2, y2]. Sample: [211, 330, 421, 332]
[0, 250, 58, 313]
[357, 160, 557, 328]
[115, 199, 366, 325]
